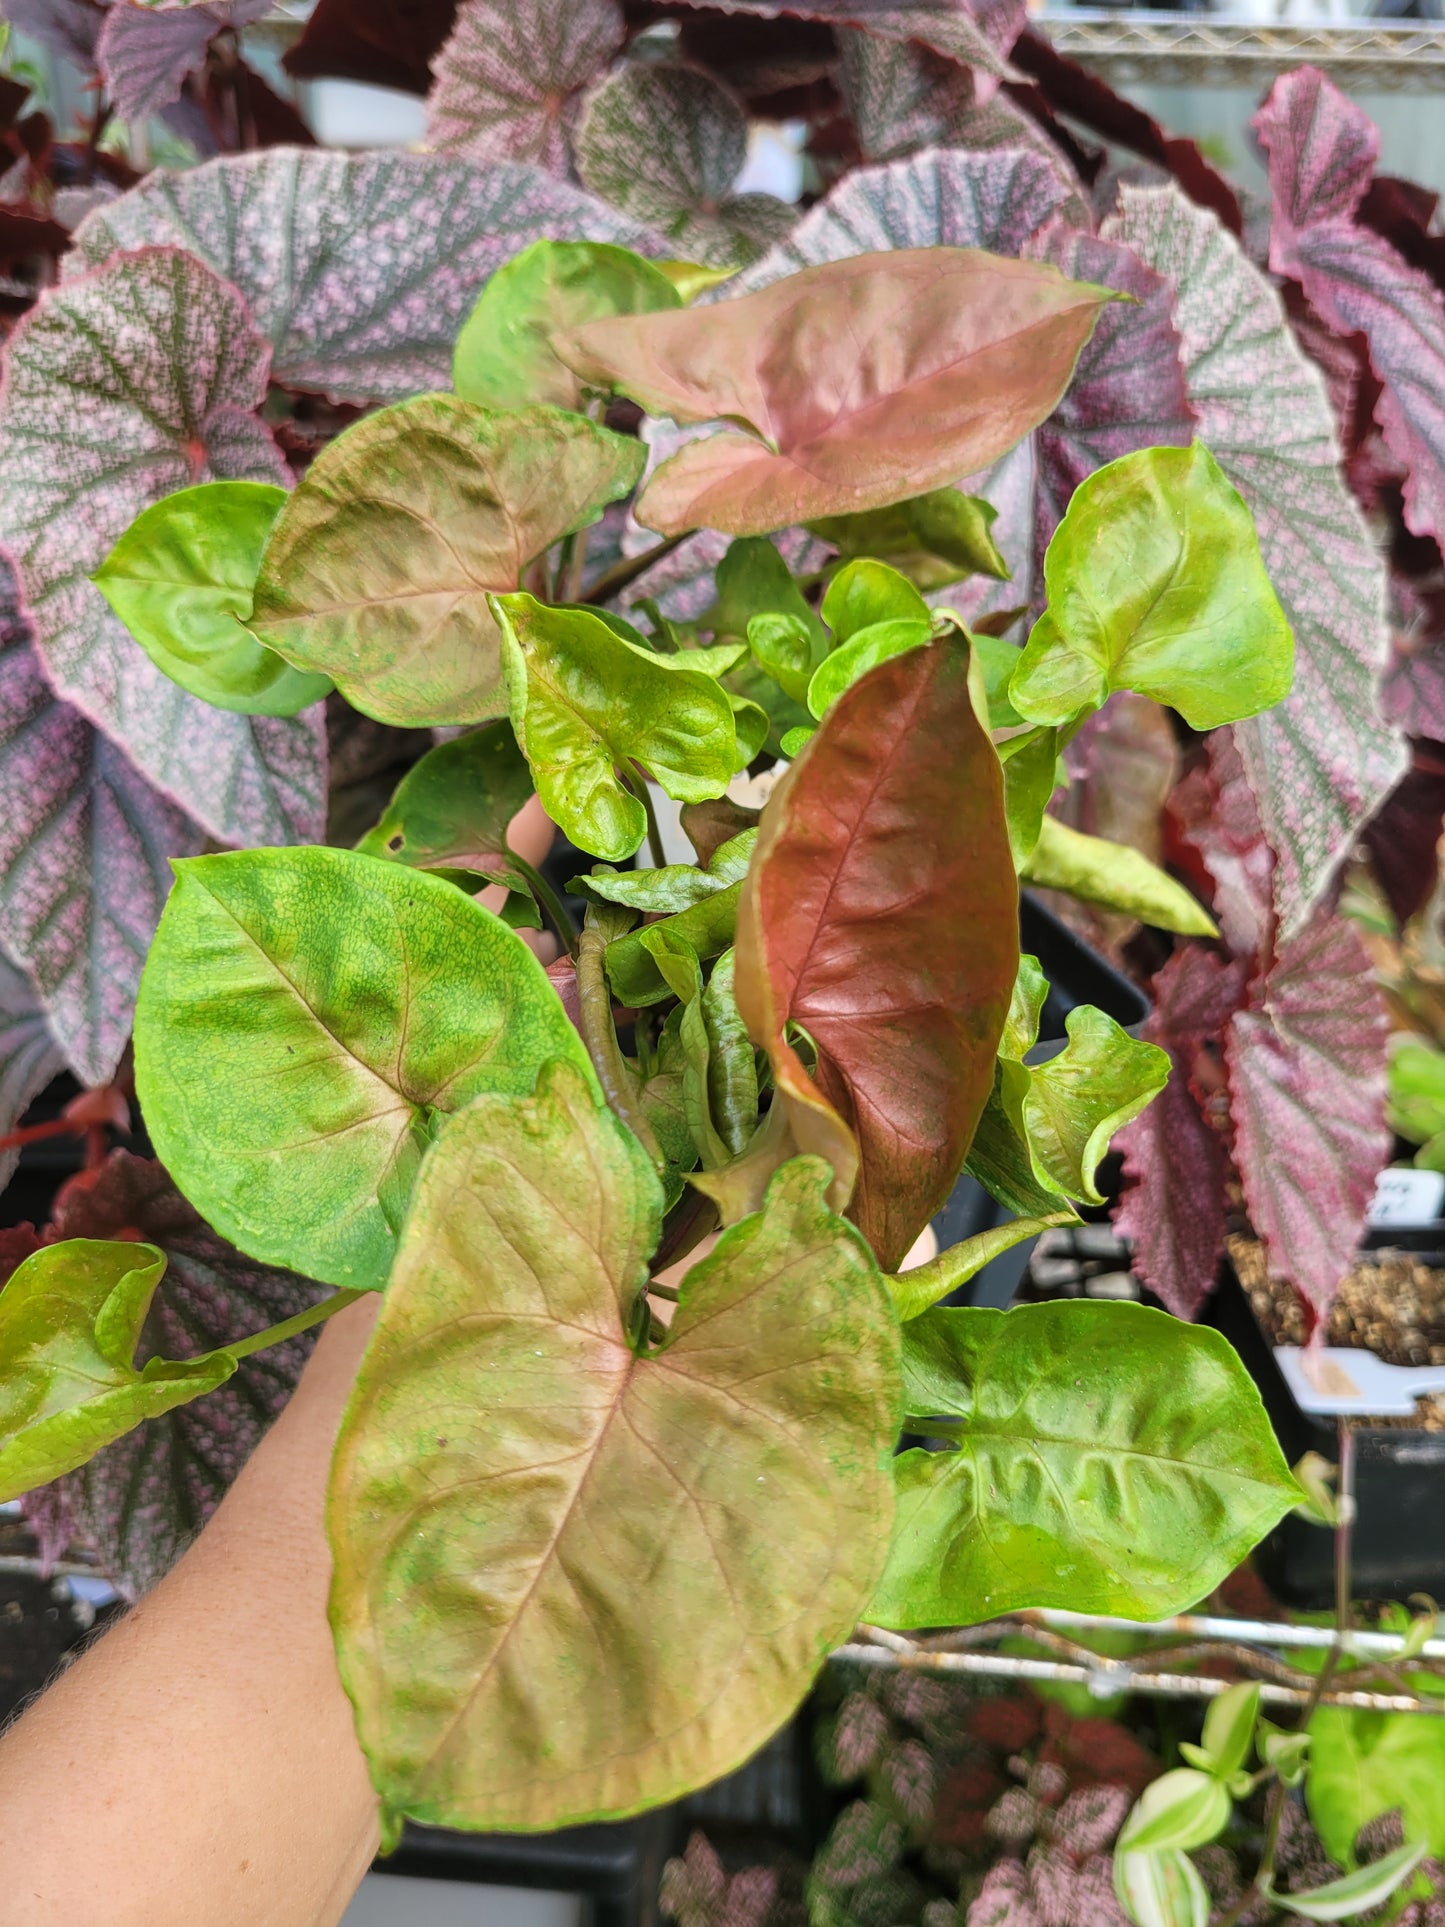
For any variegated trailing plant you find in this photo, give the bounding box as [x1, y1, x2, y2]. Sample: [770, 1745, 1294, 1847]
[0, 220, 1314, 1835]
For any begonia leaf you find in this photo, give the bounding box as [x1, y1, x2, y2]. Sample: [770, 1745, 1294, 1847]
[1011, 442, 1294, 731]
[0, 574, 205, 1086]
[1256, 69, 1445, 555]
[329, 1068, 899, 1832]
[19, 1151, 324, 1599]
[0, 948, 64, 1197]
[492, 592, 739, 862]
[735, 636, 1016, 1269]
[250, 399, 643, 728]
[1226, 910, 1391, 1327]
[558, 246, 1115, 537]
[69, 149, 661, 405]
[0, 246, 324, 850]
[1108, 184, 1407, 938]
[97, 0, 270, 121]
[3, 0, 104, 68]
[869, 1300, 1300, 1625]
[807, 487, 1009, 591]
[134, 848, 595, 1291]
[93, 481, 331, 720]
[425, 0, 624, 173]
[1170, 727, 1276, 965]
[354, 723, 534, 891]
[575, 62, 794, 271]
[668, 0, 1020, 82]
[453, 239, 681, 412]
[1022, 815, 1217, 938]
[605, 883, 746, 1007]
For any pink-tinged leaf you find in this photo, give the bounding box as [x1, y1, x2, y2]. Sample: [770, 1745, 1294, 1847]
[669, 0, 1021, 80]
[1384, 637, 1445, 739]
[1026, 222, 1194, 580]
[21, 1151, 324, 1598]
[97, 0, 271, 121]
[1226, 912, 1390, 1328]
[1170, 728, 1275, 964]
[1256, 70, 1445, 555]
[1107, 184, 1407, 939]
[69, 149, 661, 405]
[1115, 945, 1248, 1320]
[2, 0, 104, 67]
[565, 235, 1114, 537]
[425, 0, 623, 173]
[0, 578, 205, 1085]
[0, 246, 325, 851]
[0, 947, 64, 1197]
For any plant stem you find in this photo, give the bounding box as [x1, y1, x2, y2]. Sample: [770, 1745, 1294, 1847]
[627, 764, 667, 870]
[581, 531, 690, 606]
[576, 919, 661, 1162]
[226, 1288, 367, 1363]
[562, 525, 590, 603]
[509, 853, 577, 959]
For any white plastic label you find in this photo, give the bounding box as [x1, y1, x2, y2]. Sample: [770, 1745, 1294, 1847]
[1368, 1166, 1445, 1228]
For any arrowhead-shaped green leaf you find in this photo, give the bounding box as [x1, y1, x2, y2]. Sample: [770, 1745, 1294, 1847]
[355, 722, 535, 892]
[134, 848, 595, 1290]
[250, 398, 643, 727]
[453, 240, 681, 412]
[575, 829, 756, 916]
[1010, 442, 1294, 730]
[807, 488, 1010, 592]
[870, 1300, 1301, 1624]
[493, 592, 740, 860]
[329, 1064, 900, 1832]
[93, 481, 333, 718]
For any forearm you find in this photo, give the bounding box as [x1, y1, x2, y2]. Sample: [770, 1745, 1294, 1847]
[0, 1295, 382, 1926]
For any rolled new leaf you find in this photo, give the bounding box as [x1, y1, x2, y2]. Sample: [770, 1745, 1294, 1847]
[1022, 814, 1218, 937]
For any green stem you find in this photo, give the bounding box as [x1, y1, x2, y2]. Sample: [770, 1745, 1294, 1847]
[509, 853, 577, 959]
[581, 531, 691, 606]
[626, 764, 667, 871]
[226, 1288, 367, 1364]
[576, 920, 662, 1163]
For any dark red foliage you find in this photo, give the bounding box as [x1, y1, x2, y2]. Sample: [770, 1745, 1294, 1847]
[1361, 746, 1445, 926]
[965, 1695, 1043, 1754]
[930, 1759, 1009, 1851]
[1360, 175, 1445, 297]
[283, 0, 459, 93]
[1038, 1708, 1158, 1796]
[201, 59, 316, 149]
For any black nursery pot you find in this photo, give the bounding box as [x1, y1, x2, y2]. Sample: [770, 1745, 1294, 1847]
[1205, 1258, 1445, 1611]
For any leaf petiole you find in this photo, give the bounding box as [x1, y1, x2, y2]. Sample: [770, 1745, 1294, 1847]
[226, 1287, 369, 1364]
[507, 853, 578, 959]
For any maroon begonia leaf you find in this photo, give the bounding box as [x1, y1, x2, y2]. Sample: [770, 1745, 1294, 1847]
[2, 0, 105, 68]
[1115, 945, 1249, 1320]
[734, 637, 1017, 1271]
[1169, 728, 1275, 965]
[283, 0, 459, 93]
[1026, 221, 1193, 581]
[1226, 912, 1390, 1329]
[0, 569, 204, 1086]
[425, 0, 624, 173]
[97, 0, 271, 121]
[0, 246, 325, 851]
[1384, 638, 1445, 740]
[19, 1152, 325, 1599]
[1108, 184, 1407, 939]
[1256, 69, 1445, 556]
[668, 0, 1023, 81]
[1360, 175, 1445, 299]
[1361, 754, 1445, 927]
[0, 948, 64, 1198]
[69, 149, 661, 405]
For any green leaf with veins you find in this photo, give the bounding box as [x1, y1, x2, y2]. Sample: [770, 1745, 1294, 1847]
[494, 591, 740, 862]
[606, 881, 745, 1006]
[1022, 813, 1218, 936]
[328, 1066, 900, 1832]
[572, 830, 756, 915]
[93, 482, 332, 718]
[868, 1300, 1301, 1624]
[0, 1238, 347, 1502]
[250, 397, 643, 727]
[453, 239, 681, 412]
[1010, 442, 1294, 730]
[746, 613, 816, 706]
[807, 488, 1010, 592]
[1308, 1699, 1445, 1862]
[134, 848, 595, 1290]
[708, 536, 823, 746]
[355, 721, 535, 893]
[998, 726, 1059, 869]
[821, 558, 931, 645]
[807, 617, 933, 719]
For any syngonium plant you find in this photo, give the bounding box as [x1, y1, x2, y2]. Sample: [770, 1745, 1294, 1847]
[0, 238, 1305, 1836]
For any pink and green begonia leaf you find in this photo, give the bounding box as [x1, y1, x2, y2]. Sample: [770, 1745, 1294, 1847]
[0, 945, 65, 1197]
[1255, 68, 1445, 555]
[425, 0, 625, 173]
[1107, 183, 1406, 939]
[0, 566, 206, 1087]
[97, 0, 271, 122]
[0, 245, 325, 853]
[2, 0, 103, 67]
[68, 149, 662, 406]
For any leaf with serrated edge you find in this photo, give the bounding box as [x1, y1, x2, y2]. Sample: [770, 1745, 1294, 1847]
[559, 246, 1114, 538]
[576, 63, 794, 271]
[251, 400, 643, 728]
[98, 0, 270, 121]
[0, 246, 324, 850]
[21, 1151, 324, 1599]
[869, 1301, 1300, 1625]
[1257, 70, 1445, 554]
[426, 0, 624, 172]
[1106, 184, 1406, 939]
[69, 150, 662, 405]
[0, 947, 64, 1196]
[736, 637, 1016, 1269]
[134, 848, 596, 1291]
[1226, 910, 1390, 1325]
[355, 723, 534, 886]
[0, 576, 205, 1086]
[328, 1070, 900, 1832]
